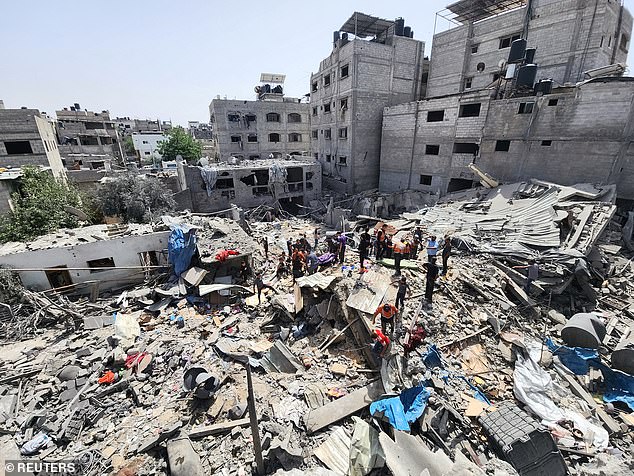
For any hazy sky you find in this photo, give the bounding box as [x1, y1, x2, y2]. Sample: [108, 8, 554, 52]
[2, 0, 633, 126]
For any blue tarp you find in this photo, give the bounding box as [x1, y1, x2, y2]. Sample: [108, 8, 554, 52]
[168, 225, 197, 276]
[370, 386, 431, 431]
[422, 344, 443, 369]
[546, 338, 598, 375]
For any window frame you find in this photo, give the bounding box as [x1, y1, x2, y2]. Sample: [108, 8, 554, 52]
[340, 64, 349, 78]
[495, 140, 511, 152]
[266, 112, 280, 123]
[419, 174, 432, 186]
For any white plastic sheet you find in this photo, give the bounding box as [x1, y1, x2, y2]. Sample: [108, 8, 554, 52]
[349, 417, 385, 476]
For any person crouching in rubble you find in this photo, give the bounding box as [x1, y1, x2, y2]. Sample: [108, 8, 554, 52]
[422, 257, 439, 307]
[371, 329, 391, 358]
[373, 302, 398, 336]
[513, 259, 539, 293]
[276, 255, 288, 278]
[254, 273, 276, 305]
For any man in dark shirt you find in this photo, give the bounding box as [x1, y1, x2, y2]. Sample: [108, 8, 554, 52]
[441, 235, 452, 275]
[254, 273, 275, 304]
[423, 257, 439, 306]
[358, 228, 371, 271]
[395, 276, 411, 310]
[336, 231, 347, 264]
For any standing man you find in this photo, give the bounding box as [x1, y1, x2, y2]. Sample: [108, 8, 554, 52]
[395, 276, 411, 311]
[373, 302, 399, 336]
[414, 226, 423, 243]
[254, 273, 276, 305]
[358, 227, 371, 271]
[286, 238, 293, 257]
[514, 259, 539, 293]
[422, 257, 439, 306]
[411, 236, 420, 260]
[392, 240, 405, 275]
[313, 228, 320, 250]
[376, 226, 387, 259]
[441, 235, 452, 275]
[336, 231, 347, 264]
[291, 246, 306, 280]
[261, 236, 269, 260]
[426, 235, 439, 262]
[306, 249, 319, 275]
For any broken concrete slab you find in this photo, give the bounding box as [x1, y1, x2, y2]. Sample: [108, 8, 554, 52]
[188, 418, 250, 439]
[166, 434, 204, 476]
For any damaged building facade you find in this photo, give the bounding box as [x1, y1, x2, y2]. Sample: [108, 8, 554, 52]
[310, 13, 427, 194]
[176, 158, 322, 213]
[210, 79, 311, 162]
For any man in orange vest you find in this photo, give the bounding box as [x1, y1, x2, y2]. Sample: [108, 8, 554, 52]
[373, 302, 398, 336]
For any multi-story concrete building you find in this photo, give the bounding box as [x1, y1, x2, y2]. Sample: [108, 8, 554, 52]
[56, 105, 123, 161]
[176, 158, 321, 213]
[379, 77, 634, 199]
[0, 108, 66, 180]
[188, 121, 213, 140]
[132, 132, 167, 162]
[114, 117, 172, 137]
[210, 93, 310, 163]
[310, 12, 426, 194]
[427, 0, 632, 97]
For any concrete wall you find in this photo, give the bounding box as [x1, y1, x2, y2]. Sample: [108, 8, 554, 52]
[178, 161, 322, 213]
[379, 79, 634, 199]
[210, 99, 310, 162]
[56, 108, 122, 159]
[310, 32, 425, 194]
[132, 132, 167, 160]
[34, 115, 66, 180]
[0, 232, 170, 293]
[427, 0, 632, 97]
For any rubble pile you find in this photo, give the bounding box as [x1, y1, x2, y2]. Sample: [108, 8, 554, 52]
[1, 179, 634, 476]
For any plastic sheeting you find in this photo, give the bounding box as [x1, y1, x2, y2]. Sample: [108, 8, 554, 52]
[369, 386, 431, 431]
[422, 344, 443, 369]
[546, 338, 599, 375]
[199, 166, 218, 196]
[168, 225, 197, 276]
[349, 417, 385, 476]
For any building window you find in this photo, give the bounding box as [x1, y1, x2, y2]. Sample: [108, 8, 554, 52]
[464, 77, 473, 89]
[471, 44, 479, 54]
[288, 133, 302, 142]
[548, 99, 559, 106]
[425, 144, 440, 155]
[499, 34, 521, 49]
[541, 140, 552, 146]
[340, 97, 348, 110]
[247, 134, 258, 143]
[324, 128, 331, 140]
[312, 81, 318, 92]
[495, 140, 511, 152]
[453, 142, 479, 154]
[338, 156, 347, 165]
[340, 64, 349, 78]
[324, 103, 331, 113]
[338, 127, 348, 139]
[249, 154, 260, 159]
[245, 113, 256, 122]
[620, 33, 629, 53]
[312, 107, 318, 116]
[4, 141, 33, 155]
[608, 35, 612, 48]
[228, 113, 240, 122]
[427, 110, 444, 122]
[458, 103, 481, 117]
[311, 130, 318, 139]
[324, 74, 331, 86]
[216, 178, 235, 189]
[144, 152, 151, 156]
[268, 133, 281, 143]
[314, 153, 319, 160]
[266, 112, 280, 122]
[288, 113, 302, 123]
[326, 154, 332, 162]
[44, 141, 49, 152]
[419, 174, 432, 186]
[231, 135, 242, 143]
[87, 257, 115, 273]
[518, 102, 534, 114]
[142, 140, 149, 144]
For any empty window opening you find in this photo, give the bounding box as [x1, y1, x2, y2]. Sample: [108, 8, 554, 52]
[419, 174, 432, 186]
[340, 97, 348, 110]
[340, 64, 349, 78]
[338, 156, 347, 165]
[288, 133, 302, 142]
[464, 77, 473, 89]
[80, 136, 99, 145]
[518, 102, 534, 114]
[312, 107, 318, 116]
[231, 135, 242, 143]
[427, 110, 445, 122]
[306, 181, 314, 190]
[221, 190, 236, 199]
[268, 133, 281, 143]
[447, 178, 474, 192]
[228, 113, 240, 122]
[240, 174, 256, 186]
[548, 99, 559, 106]
[139, 251, 159, 269]
[4, 141, 33, 155]
[216, 178, 235, 189]
[254, 169, 269, 185]
[288, 113, 302, 123]
[338, 127, 348, 139]
[326, 154, 332, 162]
[87, 257, 115, 272]
[249, 155, 260, 160]
[459, 103, 481, 117]
[324, 103, 331, 113]
[425, 144, 440, 155]
[266, 112, 280, 122]
[600, 36, 604, 48]
[45, 266, 72, 289]
[620, 33, 629, 53]
[287, 167, 303, 183]
[312, 81, 318, 92]
[245, 113, 256, 122]
[312, 130, 318, 139]
[471, 44, 479, 54]
[314, 153, 319, 160]
[495, 140, 511, 151]
[608, 36, 612, 47]
[247, 134, 258, 143]
[324, 128, 332, 140]
[453, 142, 479, 154]
[499, 34, 521, 49]
[252, 186, 271, 196]
[541, 140, 552, 146]
[324, 74, 331, 86]
[306, 171, 314, 180]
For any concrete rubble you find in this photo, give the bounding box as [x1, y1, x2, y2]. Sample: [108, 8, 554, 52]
[1, 179, 634, 476]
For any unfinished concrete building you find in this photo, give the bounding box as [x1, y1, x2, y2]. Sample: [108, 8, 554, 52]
[0, 108, 66, 180]
[56, 105, 123, 162]
[210, 77, 311, 163]
[380, 77, 634, 200]
[114, 117, 172, 138]
[176, 158, 322, 213]
[427, 0, 633, 97]
[310, 13, 426, 195]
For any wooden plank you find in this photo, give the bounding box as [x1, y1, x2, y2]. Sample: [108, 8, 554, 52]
[188, 418, 250, 439]
[306, 380, 384, 434]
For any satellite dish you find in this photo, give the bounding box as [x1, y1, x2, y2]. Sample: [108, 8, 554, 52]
[498, 59, 507, 69]
[477, 62, 485, 72]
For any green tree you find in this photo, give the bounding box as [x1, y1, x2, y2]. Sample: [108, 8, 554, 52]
[123, 135, 136, 156]
[96, 173, 176, 223]
[157, 126, 202, 163]
[0, 167, 86, 243]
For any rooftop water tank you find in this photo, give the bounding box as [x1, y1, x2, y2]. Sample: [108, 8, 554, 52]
[517, 64, 538, 88]
[508, 38, 527, 63]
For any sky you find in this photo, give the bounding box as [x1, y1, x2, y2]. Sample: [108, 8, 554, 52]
[1, 0, 633, 126]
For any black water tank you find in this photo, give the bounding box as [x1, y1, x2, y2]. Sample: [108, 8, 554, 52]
[333, 31, 340, 45]
[525, 47, 536, 64]
[410, 29, 414, 38]
[395, 18, 405, 36]
[404, 26, 412, 37]
[508, 38, 527, 63]
[535, 79, 553, 95]
[517, 64, 538, 88]
[342, 32, 348, 41]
